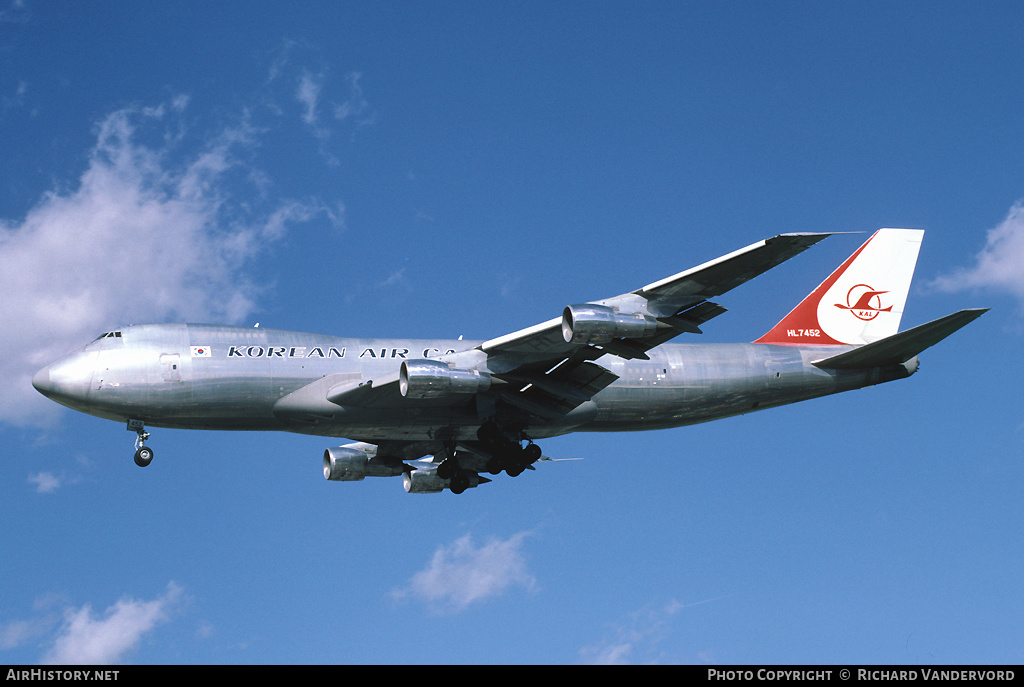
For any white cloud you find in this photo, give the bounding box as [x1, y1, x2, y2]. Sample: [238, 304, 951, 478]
[297, 71, 323, 127]
[41, 582, 183, 665]
[579, 597, 727, 665]
[391, 532, 536, 613]
[931, 201, 1024, 304]
[1, 79, 27, 113]
[295, 69, 370, 132]
[265, 43, 373, 164]
[376, 268, 406, 288]
[1, 615, 52, 651]
[579, 600, 680, 665]
[27, 471, 62, 493]
[0, 98, 335, 425]
[292, 68, 373, 166]
[333, 72, 371, 126]
[0, 0, 28, 24]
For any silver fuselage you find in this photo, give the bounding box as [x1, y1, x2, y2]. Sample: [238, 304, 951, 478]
[33, 323, 914, 443]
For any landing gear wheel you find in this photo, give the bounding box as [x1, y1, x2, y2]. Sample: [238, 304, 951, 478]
[436, 458, 458, 480]
[523, 443, 542, 462]
[450, 471, 470, 494]
[134, 446, 154, 467]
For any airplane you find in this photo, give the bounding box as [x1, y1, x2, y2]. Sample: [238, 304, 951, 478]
[32, 228, 986, 494]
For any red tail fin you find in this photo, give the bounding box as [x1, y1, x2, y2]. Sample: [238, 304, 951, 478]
[754, 229, 923, 346]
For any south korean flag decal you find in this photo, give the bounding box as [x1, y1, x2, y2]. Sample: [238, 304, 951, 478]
[190, 346, 212, 358]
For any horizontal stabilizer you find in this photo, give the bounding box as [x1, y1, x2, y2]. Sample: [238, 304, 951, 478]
[812, 308, 988, 370]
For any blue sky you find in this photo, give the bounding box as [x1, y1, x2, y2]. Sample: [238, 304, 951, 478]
[1, 1, 1022, 665]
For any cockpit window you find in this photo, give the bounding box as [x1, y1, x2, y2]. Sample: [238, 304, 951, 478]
[93, 331, 123, 341]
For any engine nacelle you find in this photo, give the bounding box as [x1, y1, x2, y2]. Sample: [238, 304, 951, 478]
[402, 466, 485, 494]
[399, 360, 492, 399]
[323, 446, 405, 481]
[561, 304, 658, 344]
[402, 467, 446, 493]
[323, 446, 369, 481]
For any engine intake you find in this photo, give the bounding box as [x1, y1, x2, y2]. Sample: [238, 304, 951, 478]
[323, 445, 404, 481]
[323, 446, 369, 481]
[399, 360, 492, 399]
[562, 304, 658, 344]
[403, 467, 446, 493]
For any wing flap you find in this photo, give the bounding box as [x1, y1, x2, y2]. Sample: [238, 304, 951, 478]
[659, 300, 729, 333]
[497, 359, 619, 418]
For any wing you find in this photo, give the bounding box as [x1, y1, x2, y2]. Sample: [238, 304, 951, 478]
[471, 233, 832, 418]
[481, 233, 832, 359]
[290, 233, 832, 421]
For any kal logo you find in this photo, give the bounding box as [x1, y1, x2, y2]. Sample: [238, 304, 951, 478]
[834, 284, 893, 321]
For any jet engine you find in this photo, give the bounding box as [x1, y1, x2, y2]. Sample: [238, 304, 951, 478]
[323, 446, 368, 481]
[403, 465, 486, 494]
[399, 360, 492, 399]
[323, 446, 403, 481]
[561, 304, 658, 344]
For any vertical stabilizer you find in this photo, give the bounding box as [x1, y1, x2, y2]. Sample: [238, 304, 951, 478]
[754, 228, 924, 346]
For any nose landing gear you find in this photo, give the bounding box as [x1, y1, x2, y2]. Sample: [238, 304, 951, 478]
[128, 419, 154, 467]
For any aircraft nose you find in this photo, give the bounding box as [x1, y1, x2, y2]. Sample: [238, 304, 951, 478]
[31, 366, 51, 395]
[31, 351, 95, 407]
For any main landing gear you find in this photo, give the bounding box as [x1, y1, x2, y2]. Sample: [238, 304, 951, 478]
[477, 421, 542, 477]
[432, 427, 541, 494]
[128, 419, 154, 467]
